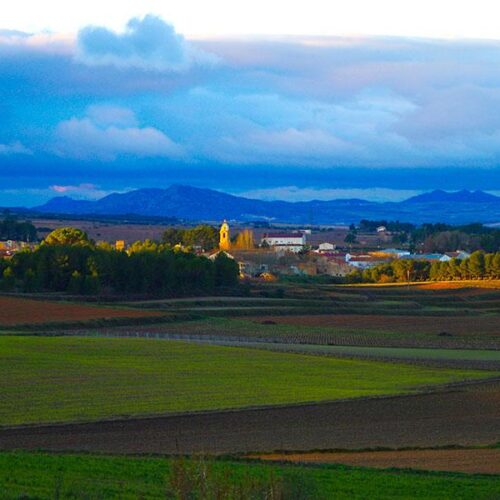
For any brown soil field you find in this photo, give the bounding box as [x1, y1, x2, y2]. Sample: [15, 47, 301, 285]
[414, 281, 500, 291]
[251, 314, 500, 336]
[1, 379, 498, 455]
[0, 296, 162, 326]
[251, 449, 500, 475]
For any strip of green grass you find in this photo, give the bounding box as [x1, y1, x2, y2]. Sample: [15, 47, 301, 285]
[1, 452, 499, 499]
[0, 337, 491, 426]
[204, 340, 500, 362]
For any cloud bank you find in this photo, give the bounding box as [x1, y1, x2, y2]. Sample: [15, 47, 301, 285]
[54, 106, 183, 160]
[1, 15, 500, 204]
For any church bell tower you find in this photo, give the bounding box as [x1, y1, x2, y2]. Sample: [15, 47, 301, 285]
[219, 220, 230, 251]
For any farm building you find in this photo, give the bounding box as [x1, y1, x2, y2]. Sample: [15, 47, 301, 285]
[440, 250, 471, 261]
[317, 242, 336, 252]
[316, 255, 352, 276]
[261, 232, 306, 253]
[346, 253, 388, 269]
[369, 248, 410, 259]
[406, 253, 444, 261]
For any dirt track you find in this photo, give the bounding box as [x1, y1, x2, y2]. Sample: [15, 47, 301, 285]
[1, 380, 499, 455]
[252, 449, 500, 474]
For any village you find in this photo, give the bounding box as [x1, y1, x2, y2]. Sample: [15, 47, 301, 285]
[212, 222, 472, 280]
[0, 219, 473, 281]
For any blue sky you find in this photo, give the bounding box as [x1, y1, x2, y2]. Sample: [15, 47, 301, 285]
[1, 11, 500, 205]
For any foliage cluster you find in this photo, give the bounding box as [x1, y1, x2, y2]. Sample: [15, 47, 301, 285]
[162, 225, 219, 251]
[0, 227, 238, 295]
[348, 251, 500, 283]
[359, 220, 500, 252]
[0, 213, 37, 242]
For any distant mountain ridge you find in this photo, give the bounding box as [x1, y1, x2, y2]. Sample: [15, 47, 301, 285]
[403, 189, 499, 204]
[34, 186, 500, 225]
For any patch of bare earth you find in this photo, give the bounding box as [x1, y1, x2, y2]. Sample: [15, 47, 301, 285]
[0, 296, 162, 326]
[251, 314, 500, 336]
[1, 380, 499, 455]
[252, 449, 500, 475]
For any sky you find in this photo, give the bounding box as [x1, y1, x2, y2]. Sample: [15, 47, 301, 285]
[1, 2, 500, 206]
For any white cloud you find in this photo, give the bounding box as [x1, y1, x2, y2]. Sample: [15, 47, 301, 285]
[53, 108, 183, 161]
[86, 105, 138, 127]
[49, 183, 112, 199]
[0, 141, 32, 155]
[76, 15, 218, 72]
[238, 186, 423, 202]
[174, 87, 418, 166]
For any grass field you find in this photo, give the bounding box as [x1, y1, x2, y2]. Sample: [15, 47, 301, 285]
[190, 340, 500, 364]
[0, 296, 162, 326]
[0, 336, 490, 425]
[1, 452, 499, 499]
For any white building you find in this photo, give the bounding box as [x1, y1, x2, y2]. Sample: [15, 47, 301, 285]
[261, 232, 306, 253]
[440, 250, 471, 262]
[318, 242, 335, 252]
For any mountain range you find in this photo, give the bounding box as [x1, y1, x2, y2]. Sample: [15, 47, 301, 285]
[33, 186, 500, 225]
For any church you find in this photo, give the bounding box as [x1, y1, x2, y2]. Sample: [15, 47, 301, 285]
[219, 220, 230, 251]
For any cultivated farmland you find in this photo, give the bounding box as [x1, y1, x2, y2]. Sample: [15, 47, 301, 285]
[0, 296, 162, 327]
[0, 336, 490, 425]
[2, 452, 499, 500]
[253, 448, 500, 475]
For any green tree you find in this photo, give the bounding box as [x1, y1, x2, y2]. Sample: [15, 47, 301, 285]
[67, 270, 84, 294]
[344, 233, 357, 246]
[393, 259, 415, 282]
[468, 251, 485, 278]
[214, 252, 239, 287]
[183, 225, 218, 250]
[0, 267, 15, 291]
[22, 268, 37, 292]
[44, 227, 93, 247]
[162, 228, 183, 246]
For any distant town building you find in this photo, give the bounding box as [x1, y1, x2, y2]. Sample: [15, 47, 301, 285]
[219, 220, 231, 251]
[261, 232, 306, 253]
[346, 253, 387, 269]
[318, 242, 335, 252]
[115, 240, 126, 251]
[440, 250, 471, 261]
[208, 250, 234, 261]
[406, 253, 444, 261]
[369, 248, 410, 259]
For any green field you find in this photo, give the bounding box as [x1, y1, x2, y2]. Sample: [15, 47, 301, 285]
[1, 452, 499, 499]
[0, 336, 490, 425]
[201, 340, 500, 363]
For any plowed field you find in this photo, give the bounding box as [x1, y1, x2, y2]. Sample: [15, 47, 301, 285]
[0, 296, 162, 326]
[251, 314, 500, 336]
[252, 448, 500, 474]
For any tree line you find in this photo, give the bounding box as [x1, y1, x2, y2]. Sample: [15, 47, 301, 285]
[348, 251, 500, 283]
[0, 213, 37, 242]
[358, 220, 500, 253]
[0, 227, 239, 295]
